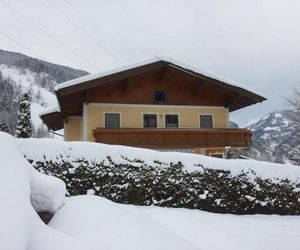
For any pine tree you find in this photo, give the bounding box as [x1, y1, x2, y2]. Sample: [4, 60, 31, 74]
[15, 93, 33, 138]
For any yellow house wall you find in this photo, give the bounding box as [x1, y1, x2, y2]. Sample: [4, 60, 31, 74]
[64, 116, 82, 141]
[84, 103, 229, 142]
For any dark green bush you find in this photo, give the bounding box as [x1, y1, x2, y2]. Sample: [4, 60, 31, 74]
[26, 156, 300, 215]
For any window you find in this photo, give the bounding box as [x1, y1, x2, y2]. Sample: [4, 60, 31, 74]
[200, 115, 213, 129]
[210, 153, 224, 158]
[105, 113, 120, 128]
[165, 114, 179, 128]
[154, 89, 166, 102]
[143, 114, 157, 128]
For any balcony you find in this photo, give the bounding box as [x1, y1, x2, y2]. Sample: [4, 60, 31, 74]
[93, 128, 252, 149]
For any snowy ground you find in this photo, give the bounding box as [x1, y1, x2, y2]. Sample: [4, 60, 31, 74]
[1, 132, 300, 249]
[50, 195, 300, 250]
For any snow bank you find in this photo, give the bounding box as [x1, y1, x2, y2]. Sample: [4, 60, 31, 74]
[0, 132, 32, 249]
[29, 167, 66, 213]
[0, 132, 86, 250]
[50, 195, 300, 250]
[18, 138, 300, 182]
[50, 196, 199, 250]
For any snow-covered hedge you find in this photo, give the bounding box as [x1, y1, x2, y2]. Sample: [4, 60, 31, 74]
[19, 139, 300, 215]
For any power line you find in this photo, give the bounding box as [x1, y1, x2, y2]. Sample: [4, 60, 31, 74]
[0, 0, 99, 70]
[60, 0, 72, 8]
[0, 31, 47, 60]
[44, 0, 117, 62]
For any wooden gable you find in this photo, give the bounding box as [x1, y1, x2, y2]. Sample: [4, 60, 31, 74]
[41, 60, 266, 130]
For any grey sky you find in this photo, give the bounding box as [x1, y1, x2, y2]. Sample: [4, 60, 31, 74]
[0, 0, 300, 126]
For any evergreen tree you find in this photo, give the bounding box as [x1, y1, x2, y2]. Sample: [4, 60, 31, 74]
[15, 93, 33, 138]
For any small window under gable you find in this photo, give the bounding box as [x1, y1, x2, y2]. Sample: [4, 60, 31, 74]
[200, 115, 213, 129]
[154, 89, 166, 102]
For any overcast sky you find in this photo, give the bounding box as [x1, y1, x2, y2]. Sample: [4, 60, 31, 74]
[0, 0, 300, 127]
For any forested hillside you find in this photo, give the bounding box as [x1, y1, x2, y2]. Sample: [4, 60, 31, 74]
[0, 49, 88, 136]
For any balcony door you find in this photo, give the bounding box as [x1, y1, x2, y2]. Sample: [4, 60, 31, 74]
[200, 115, 213, 129]
[165, 114, 179, 128]
[105, 113, 120, 128]
[143, 114, 157, 128]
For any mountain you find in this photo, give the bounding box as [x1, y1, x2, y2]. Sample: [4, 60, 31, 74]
[0, 49, 88, 136]
[244, 110, 300, 164]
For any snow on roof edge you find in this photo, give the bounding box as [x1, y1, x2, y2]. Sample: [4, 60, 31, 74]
[159, 55, 267, 99]
[54, 56, 160, 91]
[39, 106, 60, 117]
[54, 55, 266, 99]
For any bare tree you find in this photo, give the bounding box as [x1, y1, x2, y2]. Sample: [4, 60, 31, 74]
[286, 86, 300, 111]
[284, 86, 300, 156]
[285, 86, 300, 126]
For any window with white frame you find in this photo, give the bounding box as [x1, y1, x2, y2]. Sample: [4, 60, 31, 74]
[165, 114, 179, 128]
[143, 114, 157, 128]
[105, 113, 120, 128]
[200, 115, 213, 129]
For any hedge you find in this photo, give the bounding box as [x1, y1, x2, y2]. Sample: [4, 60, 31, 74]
[26, 156, 300, 215]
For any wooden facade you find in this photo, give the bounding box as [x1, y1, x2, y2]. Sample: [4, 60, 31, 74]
[86, 68, 227, 106]
[93, 128, 252, 149]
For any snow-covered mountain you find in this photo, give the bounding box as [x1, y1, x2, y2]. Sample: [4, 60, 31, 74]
[245, 110, 300, 164]
[0, 49, 88, 136]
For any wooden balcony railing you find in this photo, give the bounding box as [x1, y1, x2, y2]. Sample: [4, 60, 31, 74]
[93, 128, 252, 149]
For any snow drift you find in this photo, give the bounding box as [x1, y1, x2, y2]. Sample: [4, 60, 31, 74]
[49, 195, 300, 250]
[0, 132, 86, 250]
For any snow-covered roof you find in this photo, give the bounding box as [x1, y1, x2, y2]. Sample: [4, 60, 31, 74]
[54, 56, 266, 98]
[39, 106, 60, 116]
[39, 106, 63, 130]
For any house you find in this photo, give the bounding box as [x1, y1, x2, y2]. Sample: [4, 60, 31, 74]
[40, 57, 266, 157]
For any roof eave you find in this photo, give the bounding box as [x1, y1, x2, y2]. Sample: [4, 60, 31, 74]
[40, 111, 64, 131]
